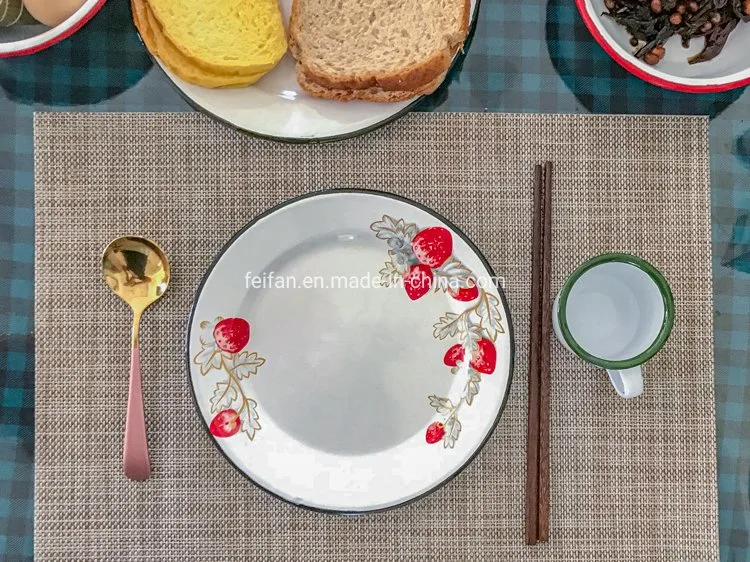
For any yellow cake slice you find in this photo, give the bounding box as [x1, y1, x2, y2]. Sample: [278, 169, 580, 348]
[146, 0, 287, 75]
[132, 0, 265, 88]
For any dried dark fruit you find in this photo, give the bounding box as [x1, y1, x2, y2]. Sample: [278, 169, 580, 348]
[603, 0, 745, 64]
[689, 17, 739, 63]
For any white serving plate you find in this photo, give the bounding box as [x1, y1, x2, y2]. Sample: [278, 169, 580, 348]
[148, 0, 479, 142]
[187, 190, 514, 512]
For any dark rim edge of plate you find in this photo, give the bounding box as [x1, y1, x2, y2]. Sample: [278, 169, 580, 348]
[131, 0, 482, 144]
[184, 188, 516, 515]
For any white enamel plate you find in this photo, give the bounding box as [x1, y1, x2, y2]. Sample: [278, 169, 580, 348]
[187, 190, 514, 512]
[150, 0, 479, 142]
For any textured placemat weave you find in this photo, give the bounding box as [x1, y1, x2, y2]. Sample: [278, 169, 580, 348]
[34, 112, 717, 561]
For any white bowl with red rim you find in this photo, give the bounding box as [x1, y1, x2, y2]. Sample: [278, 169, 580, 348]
[0, 0, 105, 58]
[576, 0, 750, 92]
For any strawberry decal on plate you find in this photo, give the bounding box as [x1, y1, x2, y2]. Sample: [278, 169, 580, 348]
[449, 281, 479, 302]
[443, 344, 465, 367]
[210, 409, 242, 438]
[403, 264, 433, 300]
[443, 339, 496, 374]
[213, 318, 250, 353]
[412, 226, 453, 268]
[193, 316, 266, 441]
[371, 214, 505, 448]
[470, 338, 497, 375]
[425, 422, 446, 444]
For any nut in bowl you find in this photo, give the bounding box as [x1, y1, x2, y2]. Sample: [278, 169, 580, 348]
[576, 0, 750, 92]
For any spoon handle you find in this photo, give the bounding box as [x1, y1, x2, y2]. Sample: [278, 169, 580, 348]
[124, 329, 151, 481]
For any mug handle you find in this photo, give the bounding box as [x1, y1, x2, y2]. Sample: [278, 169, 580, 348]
[606, 366, 643, 399]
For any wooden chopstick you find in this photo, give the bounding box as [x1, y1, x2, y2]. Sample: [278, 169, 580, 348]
[526, 162, 553, 545]
[538, 161, 553, 542]
[525, 164, 544, 545]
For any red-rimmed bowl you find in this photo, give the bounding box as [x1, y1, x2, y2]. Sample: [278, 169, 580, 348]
[0, 0, 105, 58]
[576, 0, 750, 93]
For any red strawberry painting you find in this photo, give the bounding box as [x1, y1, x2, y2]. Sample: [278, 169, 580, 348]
[443, 344, 465, 367]
[213, 317, 250, 353]
[194, 316, 266, 442]
[411, 227, 453, 268]
[443, 339, 496, 374]
[449, 282, 479, 302]
[210, 409, 241, 438]
[370, 214, 506, 450]
[403, 264, 433, 300]
[471, 339, 497, 374]
[425, 422, 446, 444]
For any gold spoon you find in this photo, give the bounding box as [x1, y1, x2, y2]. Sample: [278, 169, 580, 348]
[102, 237, 170, 481]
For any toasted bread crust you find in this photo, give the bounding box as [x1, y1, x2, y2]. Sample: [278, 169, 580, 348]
[289, 0, 470, 96]
[296, 65, 446, 102]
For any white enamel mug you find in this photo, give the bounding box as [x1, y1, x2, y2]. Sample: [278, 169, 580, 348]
[552, 253, 675, 399]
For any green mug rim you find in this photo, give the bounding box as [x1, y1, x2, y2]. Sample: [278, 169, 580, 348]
[557, 252, 675, 370]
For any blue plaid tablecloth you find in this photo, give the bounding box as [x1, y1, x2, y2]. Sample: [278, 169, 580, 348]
[0, 1, 748, 560]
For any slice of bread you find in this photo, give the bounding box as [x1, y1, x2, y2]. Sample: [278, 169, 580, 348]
[132, 0, 264, 88]
[289, 0, 469, 99]
[296, 67, 446, 102]
[146, 0, 287, 75]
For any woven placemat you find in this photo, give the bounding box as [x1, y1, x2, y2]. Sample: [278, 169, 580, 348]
[34, 112, 717, 561]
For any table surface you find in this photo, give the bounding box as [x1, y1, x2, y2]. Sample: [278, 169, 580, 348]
[0, 1, 748, 560]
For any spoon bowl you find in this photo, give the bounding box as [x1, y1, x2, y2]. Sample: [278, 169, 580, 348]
[103, 237, 170, 322]
[103, 236, 170, 481]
